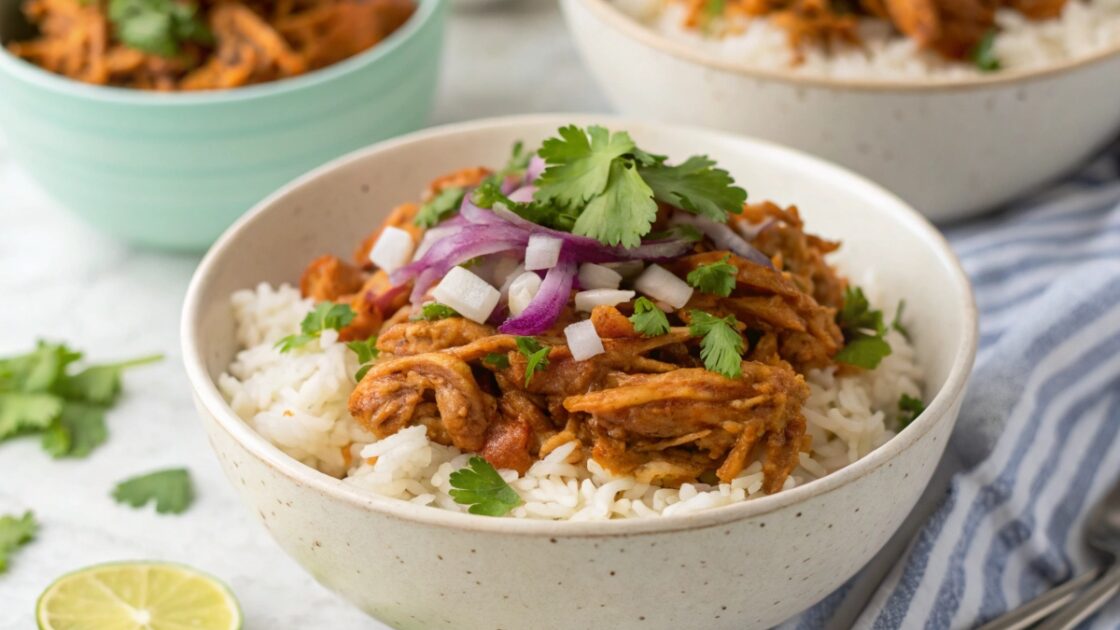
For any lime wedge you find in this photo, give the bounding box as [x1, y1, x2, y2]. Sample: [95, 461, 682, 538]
[36, 561, 241, 630]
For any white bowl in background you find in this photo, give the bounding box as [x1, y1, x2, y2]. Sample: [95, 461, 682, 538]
[560, 0, 1120, 222]
[182, 114, 977, 630]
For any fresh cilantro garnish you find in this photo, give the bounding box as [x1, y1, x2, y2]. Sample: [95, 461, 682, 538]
[0, 344, 159, 459]
[0, 511, 37, 573]
[112, 468, 194, 515]
[898, 393, 926, 429]
[107, 0, 212, 57]
[415, 186, 466, 228]
[448, 457, 522, 516]
[572, 159, 658, 248]
[276, 302, 356, 353]
[483, 353, 510, 369]
[630, 297, 670, 337]
[835, 286, 892, 370]
[640, 156, 746, 222]
[536, 125, 639, 208]
[412, 302, 459, 321]
[515, 337, 550, 386]
[688, 310, 744, 378]
[891, 300, 911, 340]
[496, 141, 532, 180]
[647, 224, 703, 243]
[346, 336, 380, 382]
[972, 29, 1001, 73]
[686, 255, 737, 297]
[472, 179, 577, 232]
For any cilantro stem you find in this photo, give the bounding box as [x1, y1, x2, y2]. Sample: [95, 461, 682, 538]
[110, 354, 165, 370]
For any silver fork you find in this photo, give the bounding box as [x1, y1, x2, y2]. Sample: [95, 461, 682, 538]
[980, 476, 1120, 630]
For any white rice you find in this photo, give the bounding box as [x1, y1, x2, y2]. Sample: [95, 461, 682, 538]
[613, 0, 1120, 79]
[219, 282, 924, 520]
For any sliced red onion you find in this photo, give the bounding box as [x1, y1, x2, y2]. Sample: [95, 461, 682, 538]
[671, 213, 772, 268]
[525, 155, 545, 184]
[735, 217, 776, 241]
[499, 259, 576, 335]
[507, 185, 536, 203]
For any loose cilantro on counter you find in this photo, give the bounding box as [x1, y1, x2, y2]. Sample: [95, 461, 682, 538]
[629, 297, 670, 337]
[515, 337, 550, 387]
[448, 457, 521, 516]
[835, 287, 892, 370]
[0, 511, 38, 573]
[276, 302, 356, 353]
[0, 343, 161, 459]
[687, 255, 737, 297]
[688, 310, 745, 379]
[112, 468, 194, 515]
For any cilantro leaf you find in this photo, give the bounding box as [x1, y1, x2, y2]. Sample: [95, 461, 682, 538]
[413, 302, 459, 321]
[415, 186, 466, 228]
[0, 342, 81, 393]
[515, 337, 550, 387]
[891, 300, 911, 341]
[108, 0, 212, 57]
[688, 310, 744, 378]
[535, 125, 637, 208]
[0, 393, 63, 440]
[571, 159, 657, 248]
[630, 297, 670, 337]
[898, 393, 926, 429]
[56, 354, 163, 406]
[42, 403, 107, 458]
[483, 353, 510, 369]
[686, 255, 737, 297]
[112, 468, 194, 515]
[0, 511, 37, 573]
[836, 286, 892, 370]
[448, 457, 522, 516]
[972, 29, 1001, 73]
[346, 336, 379, 382]
[276, 302, 356, 353]
[639, 155, 746, 222]
[474, 174, 578, 232]
[496, 141, 532, 180]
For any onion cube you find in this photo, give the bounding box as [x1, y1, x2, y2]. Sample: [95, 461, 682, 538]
[369, 226, 415, 274]
[564, 320, 605, 361]
[574, 289, 636, 313]
[634, 264, 693, 309]
[524, 234, 563, 271]
[578, 263, 623, 290]
[432, 266, 501, 324]
[603, 260, 645, 280]
[507, 272, 543, 316]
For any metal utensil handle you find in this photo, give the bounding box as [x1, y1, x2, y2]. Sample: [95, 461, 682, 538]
[976, 570, 1100, 630]
[1036, 565, 1120, 630]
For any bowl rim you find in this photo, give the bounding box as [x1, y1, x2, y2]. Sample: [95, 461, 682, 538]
[181, 113, 979, 537]
[0, 0, 441, 105]
[569, 0, 1120, 92]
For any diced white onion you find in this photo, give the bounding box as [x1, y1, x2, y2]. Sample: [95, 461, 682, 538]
[499, 264, 526, 297]
[578, 263, 623, 290]
[574, 289, 636, 313]
[369, 226, 415, 274]
[432, 266, 501, 324]
[524, 234, 563, 271]
[603, 260, 645, 280]
[507, 272, 543, 316]
[634, 264, 693, 309]
[564, 320, 605, 361]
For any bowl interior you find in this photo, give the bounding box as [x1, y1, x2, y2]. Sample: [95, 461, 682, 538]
[186, 114, 976, 526]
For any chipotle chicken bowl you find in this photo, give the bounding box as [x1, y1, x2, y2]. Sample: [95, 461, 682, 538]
[182, 115, 977, 629]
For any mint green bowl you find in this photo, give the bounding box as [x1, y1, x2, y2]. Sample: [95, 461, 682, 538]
[0, 0, 445, 251]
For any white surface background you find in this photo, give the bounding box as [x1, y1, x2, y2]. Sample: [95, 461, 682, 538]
[0, 2, 607, 627]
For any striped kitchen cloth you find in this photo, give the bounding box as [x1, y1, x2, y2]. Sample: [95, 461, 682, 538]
[792, 137, 1120, 629]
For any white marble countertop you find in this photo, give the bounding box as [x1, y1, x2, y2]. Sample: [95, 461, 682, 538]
[0, 2, 607, 627]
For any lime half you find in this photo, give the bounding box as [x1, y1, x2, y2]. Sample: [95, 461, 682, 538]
[37, 561, 241, 630]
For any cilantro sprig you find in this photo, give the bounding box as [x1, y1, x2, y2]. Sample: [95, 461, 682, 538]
[688, 310, 744, 378]
[412, 302, 459, 321]
[0, 343, 161, 459]
[0, 511, 38, 574]
[898, 394, 926, 429]
[972, 29, 1001, 73]
[448, 457, 522, 516]
[112, 468, 194, 515]
[686, 255, 737, 297]
[415, 186, 466, 228]
[346, 336, 380, 381]
[515, 337, 550, 386]
[107, 0, 212, 58]
[629, 297, 670, 337]
[276, 302, 356, 353]
[483, 352, 511, 369]
[835, 286, 892, 370]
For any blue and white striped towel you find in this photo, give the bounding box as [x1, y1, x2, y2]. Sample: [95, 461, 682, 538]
[796, 138, 1120, 629]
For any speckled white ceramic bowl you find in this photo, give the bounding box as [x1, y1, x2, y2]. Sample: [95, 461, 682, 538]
[182, 114, 977, 630]
[560, 0, 1120, 222]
